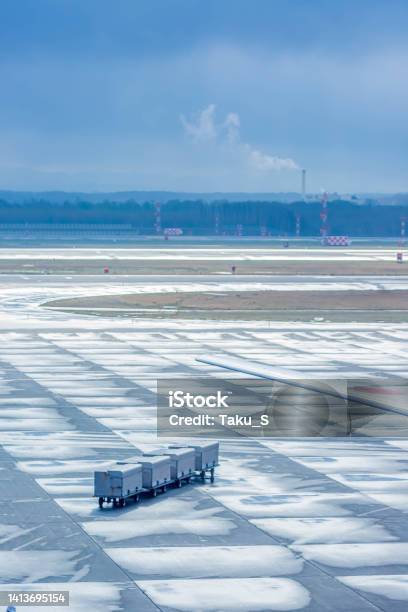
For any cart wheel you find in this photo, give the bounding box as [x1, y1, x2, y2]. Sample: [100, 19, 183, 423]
[177, 479, 182, 488]
[210, 468, 215, 483]
[98, 497, 104, 509]
[152, 489, 157, 497]
[119, 498, 125, 508]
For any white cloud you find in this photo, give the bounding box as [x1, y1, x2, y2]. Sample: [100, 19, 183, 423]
[247, 147, 299, 171]
[180, 104, 217, 141]
[223, 112, 240, 144]
[181, 104, 298, 172]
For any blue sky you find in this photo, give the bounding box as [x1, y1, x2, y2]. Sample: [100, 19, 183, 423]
[0, 0, 407, 193]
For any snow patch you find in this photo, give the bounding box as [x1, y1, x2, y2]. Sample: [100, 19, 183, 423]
[137, 577, 311, 611]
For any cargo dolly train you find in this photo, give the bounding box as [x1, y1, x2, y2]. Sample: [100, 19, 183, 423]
[94, 441, 219, 508]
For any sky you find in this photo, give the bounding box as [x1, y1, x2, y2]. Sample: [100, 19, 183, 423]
[0, 0, 407, 194]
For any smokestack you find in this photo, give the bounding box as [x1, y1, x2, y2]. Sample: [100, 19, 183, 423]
[301, 169, 306, 200]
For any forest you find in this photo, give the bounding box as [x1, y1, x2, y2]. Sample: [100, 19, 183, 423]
[0, 198, 406, 237]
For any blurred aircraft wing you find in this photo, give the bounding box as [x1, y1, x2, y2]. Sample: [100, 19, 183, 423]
[196, 354, 408, 418]
[197, 354, 329, 383]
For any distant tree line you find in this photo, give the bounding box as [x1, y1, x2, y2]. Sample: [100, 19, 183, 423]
[0, 198, 407, 236]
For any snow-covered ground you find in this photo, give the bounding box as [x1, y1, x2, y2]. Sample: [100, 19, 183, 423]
[0, 246, 405, 262]
[0, 266, 408, 610]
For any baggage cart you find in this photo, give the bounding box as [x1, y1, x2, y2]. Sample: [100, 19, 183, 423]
[94, 462, 143, 508]
[129, 454, 171, 496]
[188, 441, 219, 481]
[145, 447, 195, 487]
[94, 442, 220, 508]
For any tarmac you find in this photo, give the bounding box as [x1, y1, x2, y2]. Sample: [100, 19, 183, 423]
[0, 265, 408, 610]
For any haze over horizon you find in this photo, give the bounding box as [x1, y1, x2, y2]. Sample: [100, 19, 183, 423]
[0, 0, 407, 194]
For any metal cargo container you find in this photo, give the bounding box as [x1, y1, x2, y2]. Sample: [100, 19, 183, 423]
[93, 443, 220, 508]
[131, 455, 171, 489]
[94, 463, 143, 500]
[188, 441, 219, 471]
[146, 447, 195, 481]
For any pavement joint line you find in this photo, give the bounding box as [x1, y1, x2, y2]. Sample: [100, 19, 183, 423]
[0, 442, 160, 594]
[0, 345, 163, 611]
[201, 448, 388, 612]
[1, 318, 408, 609]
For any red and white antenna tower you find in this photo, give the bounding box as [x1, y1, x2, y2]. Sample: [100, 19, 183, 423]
[154, 202, 161, 234]
[400, 216, 406, 245]
[320, 191, 329, 242]
[295, 213, 301, 237]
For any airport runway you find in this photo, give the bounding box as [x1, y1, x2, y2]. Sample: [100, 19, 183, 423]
[0, 246, 405, 261]
[1, 273, 408, 329]
[1, 273, 408, 610]
[4, 273, 408, 286]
